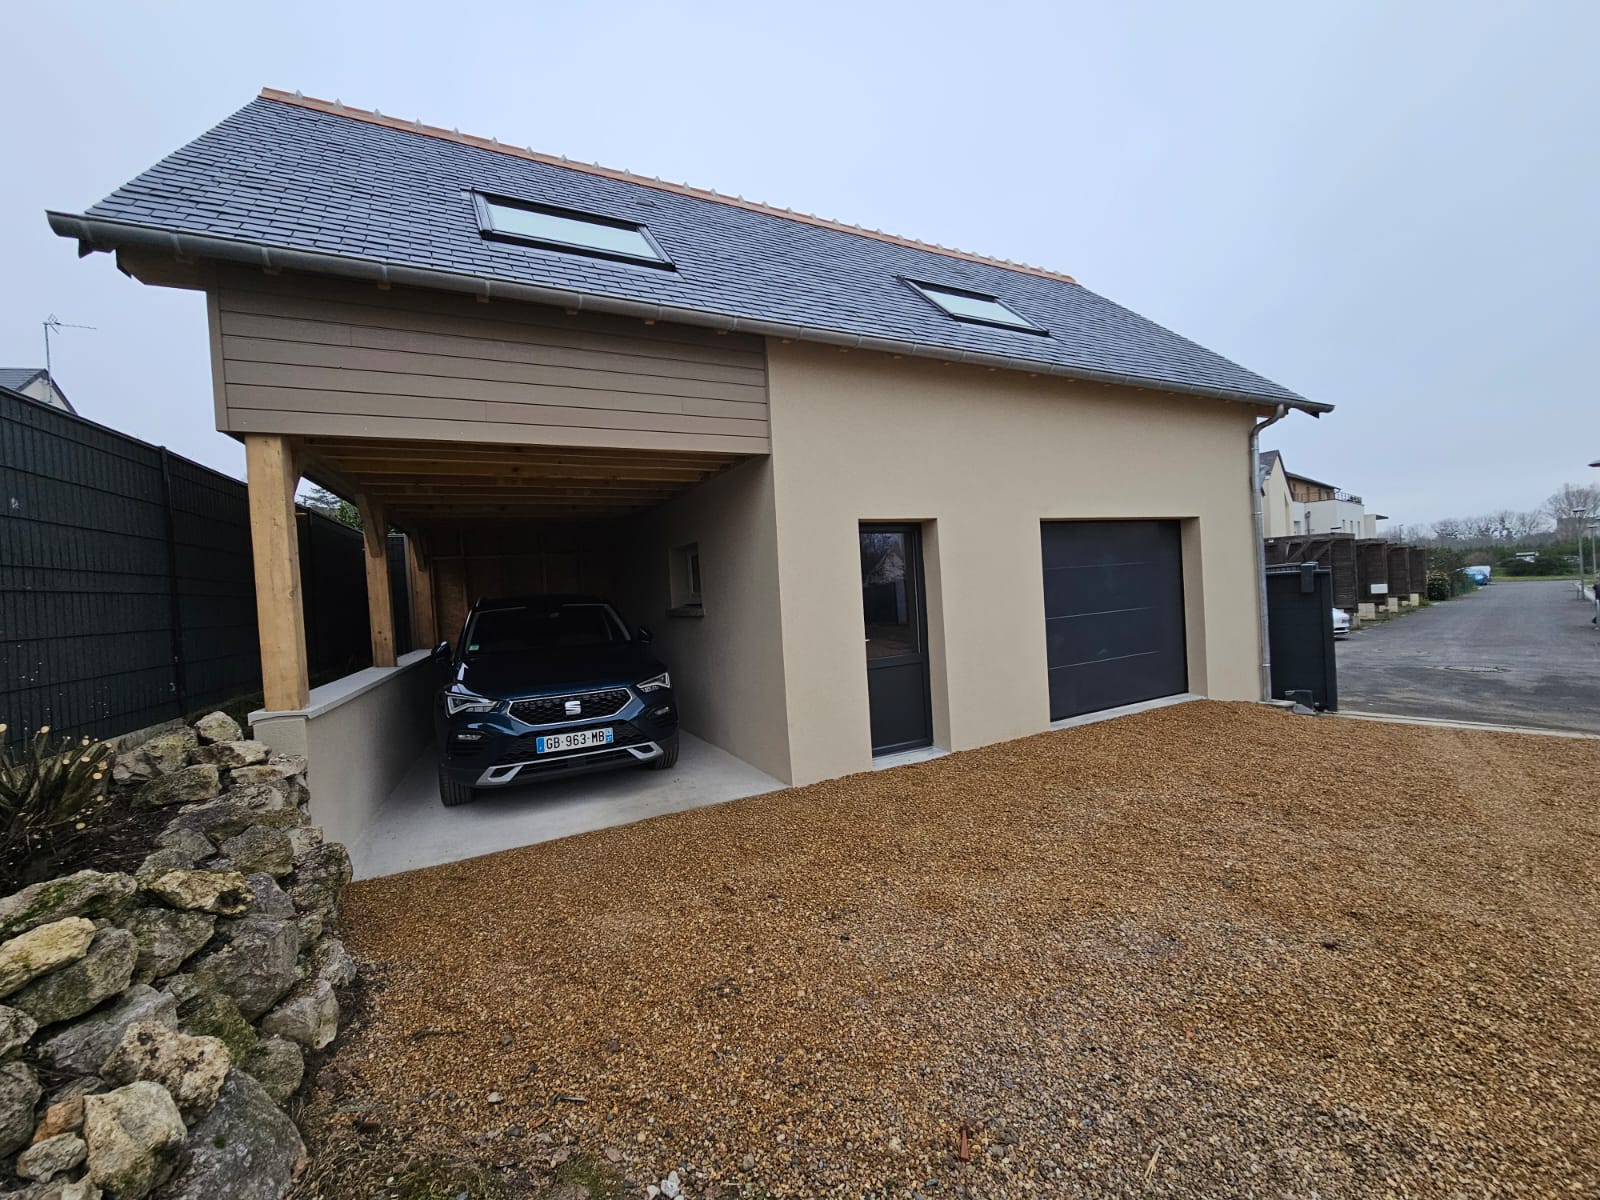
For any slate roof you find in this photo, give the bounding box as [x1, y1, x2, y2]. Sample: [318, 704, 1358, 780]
[49, 91, 1325, 412]
[0, 368, 45, 393]
[1257, 448, 1283, 488]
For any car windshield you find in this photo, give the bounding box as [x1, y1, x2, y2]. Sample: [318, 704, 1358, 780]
[464, 603, 627, 656]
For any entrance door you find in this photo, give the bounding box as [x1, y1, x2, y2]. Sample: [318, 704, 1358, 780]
[1040, 520, 1188, 720]
[860, 524, 932, 754]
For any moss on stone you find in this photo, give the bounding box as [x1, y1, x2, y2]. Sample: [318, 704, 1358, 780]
[175, 988, 258, 1063]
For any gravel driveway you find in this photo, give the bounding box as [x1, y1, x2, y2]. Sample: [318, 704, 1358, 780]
[314, 702, 1599, 1199]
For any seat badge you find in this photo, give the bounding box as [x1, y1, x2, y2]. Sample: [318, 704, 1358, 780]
[565, 699, 582, 716]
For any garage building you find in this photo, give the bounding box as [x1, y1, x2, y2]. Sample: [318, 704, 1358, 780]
[49, 90, 1328, 848]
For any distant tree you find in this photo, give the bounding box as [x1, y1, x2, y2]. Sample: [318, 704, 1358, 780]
[301, 485, 362, 530]
[1544, 482, 1600, 537]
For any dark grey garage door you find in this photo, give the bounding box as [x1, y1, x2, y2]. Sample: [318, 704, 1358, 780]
[1041, 520, 1188, 720]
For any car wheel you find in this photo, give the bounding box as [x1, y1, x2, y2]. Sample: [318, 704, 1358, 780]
[438, 768, 476, 807]
[647, 735, 680, 771]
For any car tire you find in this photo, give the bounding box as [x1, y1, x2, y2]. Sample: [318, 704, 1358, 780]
[647, 735, 680, 771]
[438, 768, 476, 807]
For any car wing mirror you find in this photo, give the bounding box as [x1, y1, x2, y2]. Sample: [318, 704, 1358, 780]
[432, 640, 452, 664]
[636, 626, 654, 644]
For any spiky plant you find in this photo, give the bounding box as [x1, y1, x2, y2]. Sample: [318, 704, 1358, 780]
[0, 724, 114, 884]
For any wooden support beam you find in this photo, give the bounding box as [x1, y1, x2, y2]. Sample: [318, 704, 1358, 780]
[355, 495, 397, 668]
[245, 435, 310, 711]
[406, 534, 439, 651]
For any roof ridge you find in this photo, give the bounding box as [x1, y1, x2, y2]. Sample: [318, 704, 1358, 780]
[257, 88, 1079, 287]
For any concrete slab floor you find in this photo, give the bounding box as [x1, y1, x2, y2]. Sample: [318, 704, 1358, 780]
[348, 732, 786, 879]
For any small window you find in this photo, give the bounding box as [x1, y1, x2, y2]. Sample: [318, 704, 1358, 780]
[669, 543, 703, 616]
[907, 280, 1044, 333]
[474, 193, 672, 266]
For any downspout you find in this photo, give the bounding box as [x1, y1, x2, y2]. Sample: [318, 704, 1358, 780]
[1251, 404, 1290, 700]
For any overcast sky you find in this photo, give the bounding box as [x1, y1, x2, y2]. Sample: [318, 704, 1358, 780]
[4, 0, 1597, 527]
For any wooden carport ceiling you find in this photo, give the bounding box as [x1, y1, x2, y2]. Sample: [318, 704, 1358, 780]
[297, 437, 746, 524]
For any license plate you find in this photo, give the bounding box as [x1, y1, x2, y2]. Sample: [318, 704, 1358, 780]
[535, 727, 614, 755]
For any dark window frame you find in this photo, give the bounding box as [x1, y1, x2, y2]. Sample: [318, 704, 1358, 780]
[904, 279, 1047, 335]
[472, 191, 675, 269]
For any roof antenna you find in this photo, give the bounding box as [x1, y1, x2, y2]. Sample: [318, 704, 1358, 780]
[42, 314, 96, 390]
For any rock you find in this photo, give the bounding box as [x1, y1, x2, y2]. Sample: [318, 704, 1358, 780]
[287, 844, 351, 919]
[258, 979, 338, 1050]
[194, 740, 268, 769]
[112, 749, 156, 786]
[161, 978, 257, 1063]
[219, 766, 289, 796]
[190, 919, 298, 1020]
[32, 1095, 85, 1143]
[140, 729, 199, 775]
[133, 849, 198, 881]
[0, 1061, 40, 1155]
[35, 985, 177, 1076]
[101, 1022, 230, 1120]
[17, 1132, 87, 1182]
[12, 929, 136, 1028]
[82, 1082, 186, 1198]
[0, 918, 98, 999]
[192, 712, 241, 746]
[160, 1071, 305, 1200]
[135, 765, 220, 810]
[0, 874, 137, 940]
[240, 1037, 303, 1105]
[264, 752, 306, 779]
[283, 826, 322, 859]
[125, 909, 214, 984]
[220, 784, 294, 816]
[292, 915, 322, 953]
[0, 1005, 37, 1058]
[36, 1178, 104, 1200]
[158, 802, 255, 845]
[140, 871, 250, 915]
[244, 876, 294, 921]
[151, 827, 213, 860]
[217, 827, 292, 878]
[312, 938, 356, 988]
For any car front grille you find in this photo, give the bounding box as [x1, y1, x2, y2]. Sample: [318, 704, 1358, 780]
[491, 721, 652, 766]
[509, 688, 631, 726]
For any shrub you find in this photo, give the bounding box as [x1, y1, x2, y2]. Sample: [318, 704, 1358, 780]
[0, 725, 114, 883]
[1499, 554, 1569, 576]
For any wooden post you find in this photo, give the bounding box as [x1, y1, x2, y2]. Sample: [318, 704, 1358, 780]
[356, 495, 396, 668]
[406, 533, 439, 651]
[245, 435, 310, 711]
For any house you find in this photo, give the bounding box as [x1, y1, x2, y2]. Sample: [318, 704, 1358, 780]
[0, 368, 75, 413]
[1259, 450, 1296, 538]
[1260, 450, 1385, 539]
[48, 89, 1329, 845]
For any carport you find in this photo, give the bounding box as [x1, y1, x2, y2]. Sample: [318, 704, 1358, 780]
[244, 432, 788, 873]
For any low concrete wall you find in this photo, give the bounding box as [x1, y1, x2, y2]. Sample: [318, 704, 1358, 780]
[251, 649, 435, 849]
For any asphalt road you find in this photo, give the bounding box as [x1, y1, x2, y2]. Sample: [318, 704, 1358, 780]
[1336, 580, 1600, 733]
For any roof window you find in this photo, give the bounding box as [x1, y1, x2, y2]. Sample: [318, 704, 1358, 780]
[474, 193, 672, 267]
[907, 280, 1044, 333]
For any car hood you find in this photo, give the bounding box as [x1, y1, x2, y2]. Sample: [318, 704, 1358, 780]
[451, 643, 667, 699]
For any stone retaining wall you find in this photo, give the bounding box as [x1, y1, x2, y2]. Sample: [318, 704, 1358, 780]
[0, 711, 354, 1199]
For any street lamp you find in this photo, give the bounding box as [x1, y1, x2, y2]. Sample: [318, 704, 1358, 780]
[1573, 507, 1589, 582]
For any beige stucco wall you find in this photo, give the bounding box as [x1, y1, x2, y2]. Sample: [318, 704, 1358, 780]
[614, 457, 791, 781]
[764, 341, 1263, 786]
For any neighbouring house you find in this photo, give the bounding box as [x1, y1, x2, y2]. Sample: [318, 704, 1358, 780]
[1261, 450, 1386, 539]
[1258, 449, 1296, 539]
[0, 367, 75, 413]
[48, 89, 1329, 846]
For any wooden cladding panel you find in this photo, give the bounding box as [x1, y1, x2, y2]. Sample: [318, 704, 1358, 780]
[212, 268, 770, 453]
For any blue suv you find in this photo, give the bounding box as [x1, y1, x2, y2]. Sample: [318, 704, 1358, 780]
[432, 595, 679, 807]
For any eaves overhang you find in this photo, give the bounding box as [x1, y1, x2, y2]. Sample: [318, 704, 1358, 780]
[47, 210, 1334, 416]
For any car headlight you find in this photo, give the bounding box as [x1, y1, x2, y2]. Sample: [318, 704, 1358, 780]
[636, 672, 671, 694]
[444, 691, 498, 716]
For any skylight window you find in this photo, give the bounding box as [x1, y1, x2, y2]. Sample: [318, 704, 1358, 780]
[907, 281, 1044, 333]
[474, 193, 672, 266]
